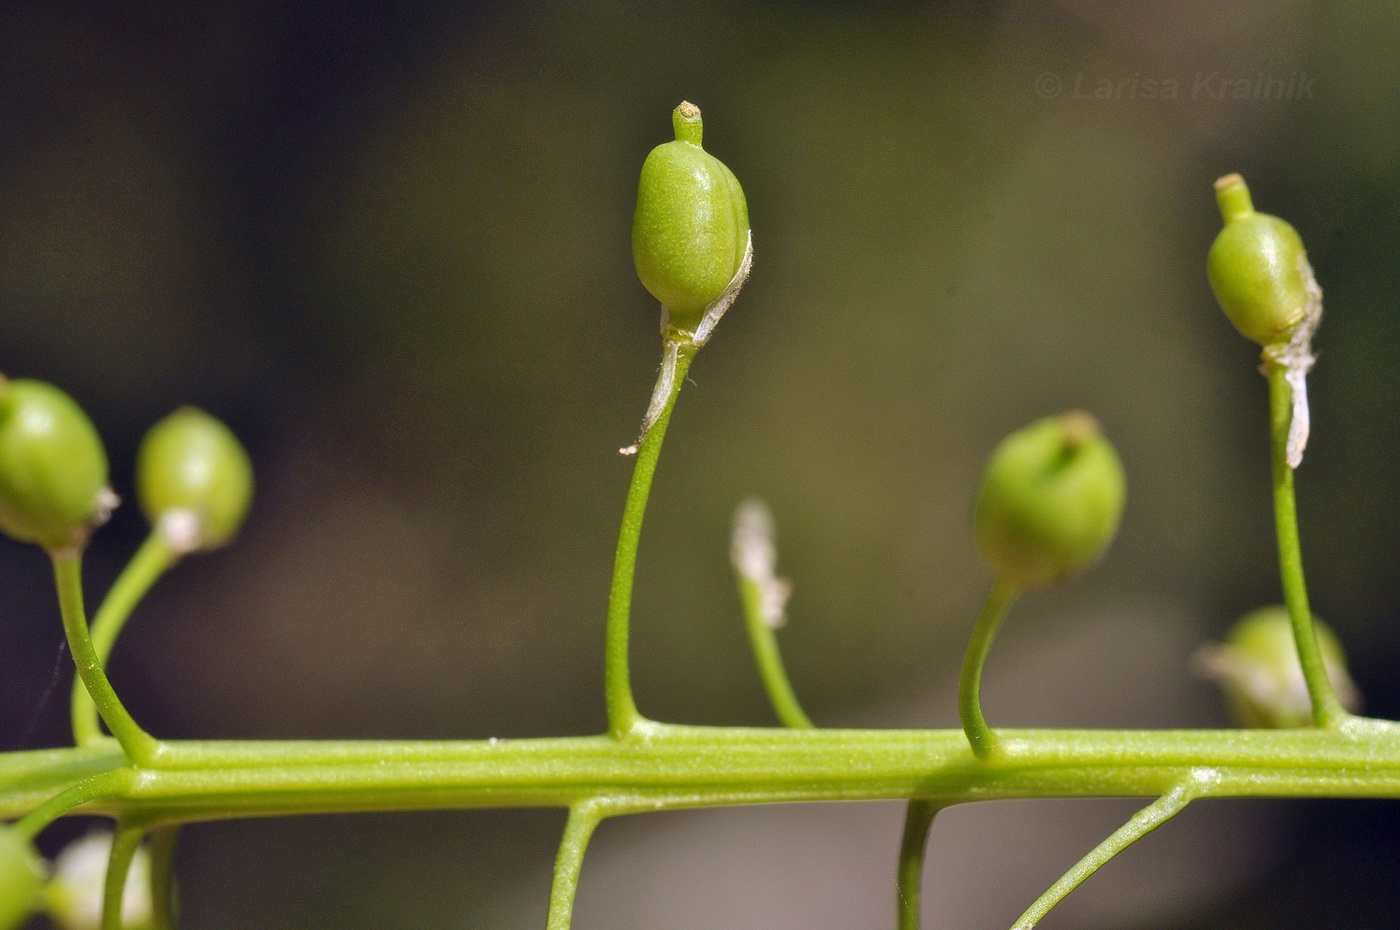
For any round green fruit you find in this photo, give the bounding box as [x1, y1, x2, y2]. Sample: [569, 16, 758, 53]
[0, 377, 112, 552]
[1207, 173, 1315, 348]
[137, 407, 253, 552]
[1202, 605, 1359, 728]
[973, 411, 1125, 588]
[632, 101, 750, 332]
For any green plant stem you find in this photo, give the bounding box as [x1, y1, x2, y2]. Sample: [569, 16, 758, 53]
[1266, 361, 1348, 728]
[605, 340, 698, 739]
[72, 533, 179, 747]
[958, 578, 1021, 759]
[9, 723, 1400, 825]
[896, 799, 941, 930]
[147, 825, 180, 930]
[50, 554, 160, 765]
[737, 575, 813, 730]
[1010, 774, 1202, 929]
[102, 821, 145, 930]
[12, 768, 134, 841]
[546, 802, 606, 930]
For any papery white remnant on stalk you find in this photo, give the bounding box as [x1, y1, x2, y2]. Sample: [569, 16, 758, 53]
[1262, 248, 1323, 470]
[730, 498, 792, 629]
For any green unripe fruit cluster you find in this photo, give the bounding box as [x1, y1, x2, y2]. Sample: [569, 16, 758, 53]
[137, 407, 253, 553]
[0, 826, 41, 930]
[974, 411, 1126, 589]
[632, 101, 750, 332]
[1202, 605, 1359, 729]
[0, 377, 111, 552]
[1207, 173, 1314, 347]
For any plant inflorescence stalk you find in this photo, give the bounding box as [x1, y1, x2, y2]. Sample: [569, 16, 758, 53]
[545, 803, 606, 930]
[71, 533, 178, 747]
[605, 342, 698, 739]
[1010, 775, 1201, 928]
[50, 554, 160, 764]
[1265, 361, 1349, 728]
[11, 724, 1400, 828]
[12, 768, 135, 841]
[101, 821, 146, 930]
[957, 578, 1021, 759]
[735, 560, 813, 729]
[896, 799, 941, 930]
[146, 825, 180, 930]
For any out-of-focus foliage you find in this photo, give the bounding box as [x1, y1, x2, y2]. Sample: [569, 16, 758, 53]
[2, 1, 1399, 927]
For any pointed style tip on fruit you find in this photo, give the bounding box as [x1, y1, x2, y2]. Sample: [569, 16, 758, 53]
[137, 406, 253, 554]
[1207, 174, 1317, 348]
[673, 101, 703, 145]
[1058, 409, 1098, 449]
[633, 101, 751, 334]
[973, 412, 1126, 589]
[0, 377, 112, 553]
[1195, 605, 1361, 728]
[1213, 173, 1254, 222]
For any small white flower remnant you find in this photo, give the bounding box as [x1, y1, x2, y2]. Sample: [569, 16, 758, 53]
[157, 507, 204, 556]
[689, 230, 753, 348]
[621, 233, 753, 457]
[153, 502, 225, 557]
[46, 830, 153, 930]
[1263, 251, 1323, 470]
[730, 498, 792, 629]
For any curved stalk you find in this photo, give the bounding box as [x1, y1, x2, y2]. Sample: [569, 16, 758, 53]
[732, 500, 812, 729]
[1011, 774, 1203, 928]
[101, 821, 146, 930]
[72, 533, 179, 747]
[546, 802, 607, 930]
[896, 799, 941, 930]
[13, 768, 134, 841]
[1265, 361, 1348, 727]
[146, 825, 181, 930]
[605, 341, 698, 738]
[50, 554, 160, 765]
[741, 608, 813, 729]
[957, 578, 1021, 759]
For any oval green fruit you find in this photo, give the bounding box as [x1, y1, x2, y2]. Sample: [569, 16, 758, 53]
[1207, 173, 1315, 347]
[0, 377, 112, 552]
[973, 411, 1126, 589]
[1200, 605, 1360, 729]
[632, 101, 750, 332]
[137, 407, 253, 552]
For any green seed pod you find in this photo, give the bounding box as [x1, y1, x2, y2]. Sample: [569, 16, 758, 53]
[1196, 605, 1360, 729]
[1207, 173, 1316, 347]
[0, 825, 41, 930]
[0, 377, 113, 552]
[632, 101, 751, 333]
[973, 411, 1126, 589]
[137, 407, 253, 553]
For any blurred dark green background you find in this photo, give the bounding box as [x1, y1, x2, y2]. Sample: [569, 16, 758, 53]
[3, 1, 1400, 927]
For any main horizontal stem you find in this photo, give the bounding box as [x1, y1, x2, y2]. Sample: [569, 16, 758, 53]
[7, 722, 1400, 827]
